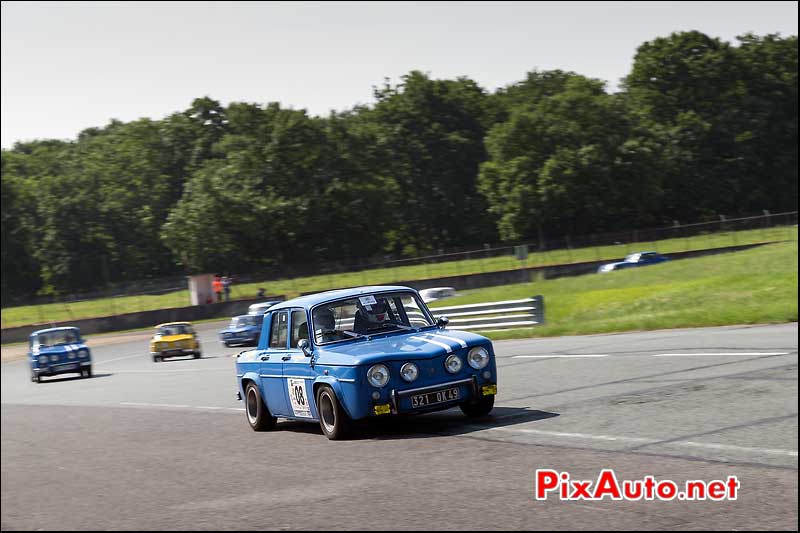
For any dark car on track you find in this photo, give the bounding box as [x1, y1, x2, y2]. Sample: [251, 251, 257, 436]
[597, 251, 670, 273]
[220, 314, 264, 347]
[28, 326, 93, 382]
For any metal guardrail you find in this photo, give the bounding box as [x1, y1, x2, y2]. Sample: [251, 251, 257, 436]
[429, 296, 545, 331]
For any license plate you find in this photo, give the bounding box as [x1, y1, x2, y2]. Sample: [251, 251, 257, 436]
[57, 363, 78, 371]
[411, 387, 460, 408]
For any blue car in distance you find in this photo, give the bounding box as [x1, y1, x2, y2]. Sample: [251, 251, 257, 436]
[28, 326, 92, 383]
[597, 251, 670, 273]
[220, 314, 264, 347]
[235, 285, 497, 440]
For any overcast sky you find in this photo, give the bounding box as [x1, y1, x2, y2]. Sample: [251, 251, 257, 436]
[1, 1, 797, 148]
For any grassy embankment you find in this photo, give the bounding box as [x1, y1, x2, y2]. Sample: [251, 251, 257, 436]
[429, 239, 798, 340]
[1, 225, 796, 329]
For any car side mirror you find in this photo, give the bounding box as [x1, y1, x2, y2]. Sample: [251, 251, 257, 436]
[436, 316, 450, 329]
[298, 338, 312, 357]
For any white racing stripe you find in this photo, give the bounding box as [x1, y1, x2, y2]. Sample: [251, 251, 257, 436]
[409, 336, 453, 353]
[653, 352, 789, 357]
[425, 333, 468, 349]
[485, 427, 798, 456]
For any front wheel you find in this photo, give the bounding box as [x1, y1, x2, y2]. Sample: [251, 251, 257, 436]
[316, 386, 353, 440]
[460, 394, 495, 418]
[81, 367, 93, 378]
[245, 382, 276, 431]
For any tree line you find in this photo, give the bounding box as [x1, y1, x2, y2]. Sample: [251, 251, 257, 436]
[1, 31, 797, 303]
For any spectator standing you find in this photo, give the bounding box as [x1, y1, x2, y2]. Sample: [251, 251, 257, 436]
[222, 275, 232, 302]
[212, 275, 223, 303]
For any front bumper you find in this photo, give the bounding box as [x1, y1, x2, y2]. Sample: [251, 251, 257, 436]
[34, 361, 91, 375]
[151, 348, 196, 357]
[221, 336, 256, 345]
[386, 376, 494, 414]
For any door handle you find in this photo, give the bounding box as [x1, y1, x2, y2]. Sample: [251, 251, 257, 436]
[281, 355, 291, 361]
[260, 355, 269, 361]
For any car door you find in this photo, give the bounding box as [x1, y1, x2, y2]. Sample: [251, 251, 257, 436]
[258, 310, 290, 416]
[281, 308, 318, 420]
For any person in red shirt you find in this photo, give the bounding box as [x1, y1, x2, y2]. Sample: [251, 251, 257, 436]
[212, 275, 223, 303]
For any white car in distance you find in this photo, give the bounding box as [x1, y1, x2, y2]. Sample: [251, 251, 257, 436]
[418, 287, 457, 304]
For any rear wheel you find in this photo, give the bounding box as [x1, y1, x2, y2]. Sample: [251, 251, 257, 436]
[460, 394, 495, 418]
[316, 386, 353, 440]
[194, 351, 202, 359]
[245, 382, 276, 431]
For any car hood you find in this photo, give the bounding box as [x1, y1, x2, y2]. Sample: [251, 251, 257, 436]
[30, 343, 88, 356]
[315, 328, 488, 366]
[153, 334, 195, 343]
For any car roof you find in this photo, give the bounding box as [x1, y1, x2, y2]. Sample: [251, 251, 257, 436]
[268, 285, 417, 311]
[233, 314, 261, 319]
[31, 326, 80, 335]
[155, 322, 193, 328]
[249, 301, 281, 308]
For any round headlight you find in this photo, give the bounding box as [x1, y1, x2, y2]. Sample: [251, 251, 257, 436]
[444, 354, 463, 374]
[68, 351, 76, 359]
[467, 346, 490, 369]
[400, 362, 419, 382]
[367, 364, 390, 387]
[78, 350, 89, 358]
[50, 354, 59, 362]
[38, 355, 47, 364]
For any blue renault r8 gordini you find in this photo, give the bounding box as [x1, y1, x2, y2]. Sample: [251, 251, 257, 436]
[234, 285, 497, 440]
[220, 314, 264, 347]
[28, 326, 93, 383]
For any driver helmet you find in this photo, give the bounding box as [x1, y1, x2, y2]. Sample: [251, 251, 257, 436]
[356, 298, 391, 324]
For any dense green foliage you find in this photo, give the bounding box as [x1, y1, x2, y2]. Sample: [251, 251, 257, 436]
[2, 32, 797, 303]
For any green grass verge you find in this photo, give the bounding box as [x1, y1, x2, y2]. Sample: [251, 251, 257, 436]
[428, 239, 798, 341]
[2, 225, 796, 328]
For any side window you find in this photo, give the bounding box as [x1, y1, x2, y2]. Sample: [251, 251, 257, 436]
[290, 309, 310, 348]
[269, 311, 289, 349]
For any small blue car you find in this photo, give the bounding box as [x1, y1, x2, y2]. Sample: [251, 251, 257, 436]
[220, 314, 264, 347]
[235, 285, 498, 440]
[598, 251, 670, 273]
[28, 326, 93, 383]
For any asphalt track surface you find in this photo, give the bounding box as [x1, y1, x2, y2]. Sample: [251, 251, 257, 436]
[1, 322, 797, 530]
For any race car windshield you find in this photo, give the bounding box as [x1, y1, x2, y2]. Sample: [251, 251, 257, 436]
[233, 316, 259, 328]
[158, 325, 193, 336]
[35, 330, 80, 347]
[312, 291, 433, 345]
